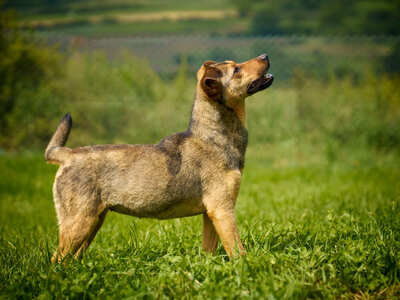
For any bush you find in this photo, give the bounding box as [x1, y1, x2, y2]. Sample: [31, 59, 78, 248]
[0, 7, 61, 149]
[383, 41, 400, 76]
[290, 71, 400, 151]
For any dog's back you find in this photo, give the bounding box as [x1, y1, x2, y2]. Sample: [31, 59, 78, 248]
[52, 132, 208, 223]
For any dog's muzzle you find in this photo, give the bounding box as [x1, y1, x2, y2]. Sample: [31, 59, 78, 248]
[247, 73, 274, 95]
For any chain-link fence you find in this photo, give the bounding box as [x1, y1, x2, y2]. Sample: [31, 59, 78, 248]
[46, 35, 400, 80]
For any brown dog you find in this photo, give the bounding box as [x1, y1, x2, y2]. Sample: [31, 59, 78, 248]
[45, 54, 273, 262]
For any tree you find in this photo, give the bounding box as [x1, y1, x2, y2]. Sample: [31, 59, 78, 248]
[383, 41, 400, 75]
[0, 6, 60, 147]
[241, 0, 400, 35]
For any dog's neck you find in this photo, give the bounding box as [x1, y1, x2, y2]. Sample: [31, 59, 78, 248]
[188, 88, 248, 170]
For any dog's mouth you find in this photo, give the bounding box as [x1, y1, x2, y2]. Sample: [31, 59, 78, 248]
[247, 73, 274, 95]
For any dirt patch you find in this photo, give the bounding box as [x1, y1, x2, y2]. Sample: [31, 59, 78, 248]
[21, 9, 238, 28]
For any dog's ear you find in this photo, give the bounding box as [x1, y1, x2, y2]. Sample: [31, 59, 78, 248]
[203, 60, 216, 67]
[197, 60, 217, 80]
[201, 63, 222, 101]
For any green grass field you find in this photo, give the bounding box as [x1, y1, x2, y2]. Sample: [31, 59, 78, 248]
[0, 148, 399, 298]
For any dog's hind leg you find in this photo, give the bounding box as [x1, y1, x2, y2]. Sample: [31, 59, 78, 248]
[74, 209, 108, 258]
[202, 213, 219, 254]
[51, 208, 107, 263]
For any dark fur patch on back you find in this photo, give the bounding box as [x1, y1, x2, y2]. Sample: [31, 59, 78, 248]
[155, 130, 192, 176]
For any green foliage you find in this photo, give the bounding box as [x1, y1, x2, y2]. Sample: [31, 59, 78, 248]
[383, 41, 400, 75]
[289, 72, 400, 151]
[5, 0, 232, 16]
[5, 0, 73, 14]
[173, 55, 191, 99]
[231, 0, 257, 17]
[319, 0, 400, 35]
[0, 7, 61, 149]
[246, 0, 400, 35]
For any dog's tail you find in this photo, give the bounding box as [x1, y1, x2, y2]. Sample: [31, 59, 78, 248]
[45, 113, 72, 165]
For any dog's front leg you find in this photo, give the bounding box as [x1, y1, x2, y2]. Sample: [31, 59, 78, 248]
[203, 170, 245, 258]
[206, 209, 245, 258]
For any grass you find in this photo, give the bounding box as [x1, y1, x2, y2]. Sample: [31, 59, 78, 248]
[0, 148, 399, 298]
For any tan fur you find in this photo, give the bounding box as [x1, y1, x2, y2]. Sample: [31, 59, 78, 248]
[46, 54, 273, 262]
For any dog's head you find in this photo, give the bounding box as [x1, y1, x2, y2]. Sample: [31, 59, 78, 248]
[197, 54, 273, 105]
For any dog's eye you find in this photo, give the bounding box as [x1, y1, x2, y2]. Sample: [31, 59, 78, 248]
[233, 66, 240, 74]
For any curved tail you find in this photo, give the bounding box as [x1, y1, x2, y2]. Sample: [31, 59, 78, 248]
[45, 113, 72, 164]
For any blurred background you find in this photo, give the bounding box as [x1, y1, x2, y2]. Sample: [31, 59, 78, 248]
[1, 0, 400, 165]
[2, 2, 400, 298]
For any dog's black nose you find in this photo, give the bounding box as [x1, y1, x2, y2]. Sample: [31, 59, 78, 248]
[258, 53, 269, 61]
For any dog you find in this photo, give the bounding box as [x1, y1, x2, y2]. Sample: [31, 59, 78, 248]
[45, 54, 273, 262]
